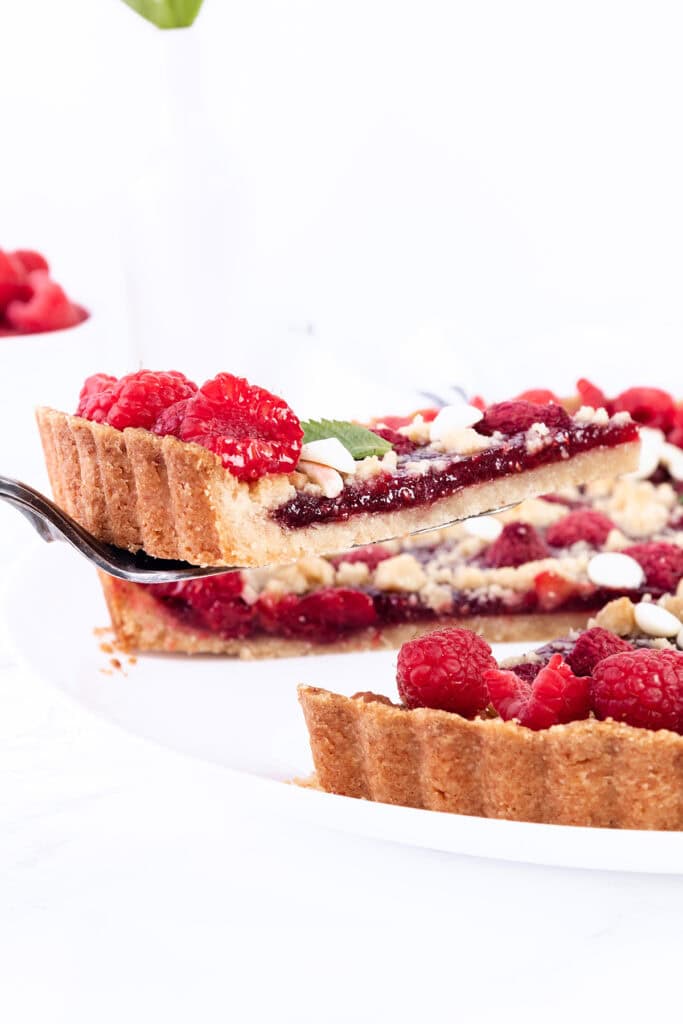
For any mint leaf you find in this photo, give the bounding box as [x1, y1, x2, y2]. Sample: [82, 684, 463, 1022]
[301, 419, 392, 460]
[121, 0, 204, 28]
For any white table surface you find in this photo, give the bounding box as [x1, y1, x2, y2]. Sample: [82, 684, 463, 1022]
[1, 514, 683, 1023]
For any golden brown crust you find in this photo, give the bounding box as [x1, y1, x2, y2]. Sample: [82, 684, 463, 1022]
[99, 573, 591, 658]
[298, 686, 683, 830]
[37, 407, 639, 568]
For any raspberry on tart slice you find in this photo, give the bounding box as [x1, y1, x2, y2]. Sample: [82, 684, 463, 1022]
[37, 378, 640, 569]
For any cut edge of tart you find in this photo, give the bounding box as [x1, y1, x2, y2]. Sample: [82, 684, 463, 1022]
[37, 404, 640, 568]
[298, 597, 683, 830]
[99, 572, 593, 658]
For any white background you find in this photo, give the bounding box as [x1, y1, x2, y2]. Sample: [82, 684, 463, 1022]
[2, 2, 683, 1021]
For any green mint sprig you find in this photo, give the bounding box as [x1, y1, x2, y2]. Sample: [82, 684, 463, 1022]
[121, 0, 204, 28]
[301, 419, 392, 460]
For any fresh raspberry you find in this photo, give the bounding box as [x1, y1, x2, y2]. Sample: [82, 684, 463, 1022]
[545, 508, 615, 548]
[0, 250, 31, 311]
[533, 570, 577, 611]
[514, 388, 560, 404]
[622, 542, 683, 593]
[152, 573, 252, 638]
[591, 649, 683, 732]
[12, 249, 49, 274]
[396, 628, 496, 716]
[102, 370, 197, 432]
[565, 627, 633, 677]
[330, 545, 393, 570]
[370, 426, 418, 455]
[576, 377, 609, 411]
[476, 400, 571, 437]
[483, 522, 550, 568]
[257, 588, 376, 640]
[485, 653, 590, 730]
[612, 387, 676, 433]
[667, 406, 683, 449]
[76, 373, 118, 420]
[6, 270, 84, 333]
[154, 372, 303, 481]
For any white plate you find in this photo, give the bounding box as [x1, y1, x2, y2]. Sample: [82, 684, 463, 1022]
[6, 542, 683, 874]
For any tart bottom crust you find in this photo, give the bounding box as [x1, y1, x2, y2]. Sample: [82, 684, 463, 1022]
[37, 406, 639, 567]
[298, 686, 683, 830]
[99, 574, 592, 658]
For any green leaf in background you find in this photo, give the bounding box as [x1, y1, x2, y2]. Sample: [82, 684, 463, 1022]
[301, 419, 393, 461]
[121, 0, 204, 28]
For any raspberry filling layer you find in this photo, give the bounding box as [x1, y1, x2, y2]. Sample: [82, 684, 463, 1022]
[272, 418, 638, 529]
[142, 507, 682, 645]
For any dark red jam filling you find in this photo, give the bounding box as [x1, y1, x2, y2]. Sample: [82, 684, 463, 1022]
[272, 419, 638, 530]
[144, 576, 666, 646]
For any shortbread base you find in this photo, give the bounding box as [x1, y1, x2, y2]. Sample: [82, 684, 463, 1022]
[298, 686, 683, 830]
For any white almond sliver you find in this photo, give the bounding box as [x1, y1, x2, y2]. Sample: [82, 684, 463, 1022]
[626, 426, 665, 480]
[587, 552, 645, 590]
[463, 516, 503, 541]
[298, 461, 345, 498]
[660, 442, 683, 482]
[634, 602, 682, 638]
[429, 403, 483, 442]
[299, 437, 356, 474]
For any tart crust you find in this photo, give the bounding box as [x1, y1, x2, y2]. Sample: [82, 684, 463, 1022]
[298, 685, 683, 830]
[99, 573, 591, 658]
[37, 407, 640, 567]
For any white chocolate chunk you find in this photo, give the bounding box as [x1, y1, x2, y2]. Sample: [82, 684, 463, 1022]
[626, 427, 665, 480]
[298, 461, 344, 498]
[634, 602, 682, 638]
[429, 403, 483, 443]
[463, 515, 503, 541]
[299, 437, 356, 474]
[660, 442, 683, 482]
[587, 552, 645, 590]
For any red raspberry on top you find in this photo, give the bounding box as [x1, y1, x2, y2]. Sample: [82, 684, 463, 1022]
[483, 522, 550, 569]
[514, 388, 560, 404]
[485, 653, 590, 730]
[565, 627, 633, 677]
[77, 370, 197, 430]
[396, 628, 496, 717]
[369, 426, 418, 456]
[591, 649, 683, 733]
[533, 570, 577, 611]
[155, 372, 304, 481]
[622, 542, 683, 593]
[576, 377, 609, 411]
[612, 386, 676, 433]
[545, 508, 615, 548]
[476, 400, 571, 437]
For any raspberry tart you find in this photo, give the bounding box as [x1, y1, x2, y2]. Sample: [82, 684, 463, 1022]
[37, 371, 639, 568]
[98, 476, 682, 657]
[299, 590, 683, 829]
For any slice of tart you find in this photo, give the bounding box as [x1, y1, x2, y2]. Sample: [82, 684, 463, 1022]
[298, 591, 683, 830]
[36, 370, 639, 568]
[98, 477, 683, 657]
